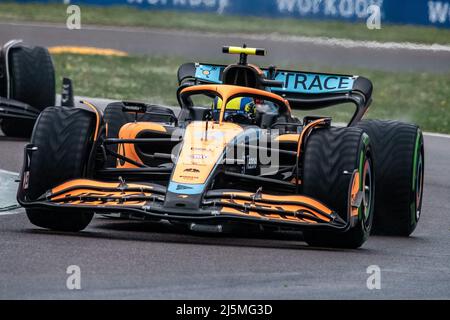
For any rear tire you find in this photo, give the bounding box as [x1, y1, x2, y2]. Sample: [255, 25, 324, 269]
[356, 120, 424, 236]
[25, 107, 96, 232]
[1, 45, 55, 138]
[9, 45, 55, 109]
[302, 127, 374, 249]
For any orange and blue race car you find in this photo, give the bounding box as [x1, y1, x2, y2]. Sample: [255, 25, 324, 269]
[17, 46, 424, 248]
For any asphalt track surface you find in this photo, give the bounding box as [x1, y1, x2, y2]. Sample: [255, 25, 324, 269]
[0, 22, 449, 299]
[1, 21, 450, 73]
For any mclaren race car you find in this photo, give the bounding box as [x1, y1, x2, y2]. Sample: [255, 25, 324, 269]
[17, 46, 424, 248]
[0, 39, 55, 137]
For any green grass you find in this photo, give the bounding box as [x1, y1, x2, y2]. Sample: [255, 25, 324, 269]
[54, 54, 182, 105]
[52, 53, 450, 133]
[1, 2, 450, 45]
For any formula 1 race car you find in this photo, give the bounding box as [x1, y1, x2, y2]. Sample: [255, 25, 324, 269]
[0, 39, 55, 137]
[17, 46, 424, 248]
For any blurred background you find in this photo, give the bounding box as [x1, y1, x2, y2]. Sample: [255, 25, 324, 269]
[1, 0, 449, 132]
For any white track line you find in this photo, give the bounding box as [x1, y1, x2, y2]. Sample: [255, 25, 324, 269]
[268, 35, 450, 53]
[2, 21, 450, 53]
[423, 132, 450, 139]
[0, 169, 19, 176]
[0, 170, 20, 215]
[0, 208, 21, 216]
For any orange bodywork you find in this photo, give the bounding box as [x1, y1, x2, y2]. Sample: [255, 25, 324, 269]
[51, 179, 156, 194]
[222, 191, 332, 214]
[220, 207, 319, 224]
[350, 171, 360, 217]
[50, 179, 158, 207]
[117, 122, 168, 168]
[47, 179, 335, 225]
[172, 121, 243, 184]
[276, 134, 300, 143]
[218, 191, 333, 222]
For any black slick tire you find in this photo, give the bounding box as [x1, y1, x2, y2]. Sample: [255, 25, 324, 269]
[356, 120, 424, 236]
[25, 107, 96, 232]
[302, 127, 374, 249]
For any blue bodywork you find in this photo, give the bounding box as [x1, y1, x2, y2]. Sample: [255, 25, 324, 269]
[194, 64, 355, 95]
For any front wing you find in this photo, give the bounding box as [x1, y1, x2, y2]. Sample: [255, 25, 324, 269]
[18, 178, 350, 232]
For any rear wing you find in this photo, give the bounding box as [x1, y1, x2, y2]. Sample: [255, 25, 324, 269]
[178, 62, 373, 126]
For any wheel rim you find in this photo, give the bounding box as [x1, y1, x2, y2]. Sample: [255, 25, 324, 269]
[415, 151, 424, 221]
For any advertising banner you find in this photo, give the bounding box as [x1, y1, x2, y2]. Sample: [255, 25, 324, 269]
[14, 0, 450, 28]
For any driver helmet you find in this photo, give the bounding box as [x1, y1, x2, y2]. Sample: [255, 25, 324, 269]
[212, 97, 255, 121]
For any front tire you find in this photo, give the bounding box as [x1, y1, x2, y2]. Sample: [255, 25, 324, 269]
[302, 127, 374, 249]
[25, 107, 96, 232]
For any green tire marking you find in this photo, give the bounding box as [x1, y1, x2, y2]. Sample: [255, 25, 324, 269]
[410, 202, 416, 225]
[410, 129, 422, 223]
[412, 129, 422, 191]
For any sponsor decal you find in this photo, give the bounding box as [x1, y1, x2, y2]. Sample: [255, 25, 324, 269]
[176, 184, 192, 190]
[191, 147, 214, 152]
[195, 64, 222, 83]
[179, 175, 199, 181]
[428, 1, 450, 24]
[246, 156, 257, 169]
[191, 154, 208, 160]
[272, 71, 354, 94]
[168, 182, 206, 194]
[122, 104, 147, 113]
[193, 130, 225, 140]
[127, 0, 229, 14]
[190, 161, 208, 166]
[276, 0, 384, 19]
[194, 64, 354, 94]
